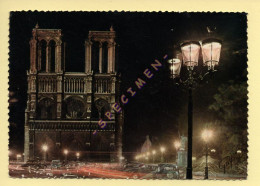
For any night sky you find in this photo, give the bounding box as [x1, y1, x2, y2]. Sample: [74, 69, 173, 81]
[9, 12, 247, 155]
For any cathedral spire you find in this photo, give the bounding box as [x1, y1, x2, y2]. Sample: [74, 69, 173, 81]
[35, 23, 39, 29]
[110, 25, 114, 31]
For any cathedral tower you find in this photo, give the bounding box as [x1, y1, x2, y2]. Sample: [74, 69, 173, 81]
[24, 25, 123, 162]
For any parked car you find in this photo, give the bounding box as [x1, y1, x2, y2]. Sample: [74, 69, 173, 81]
[51, 160, 62, 169]
[154, 164, 180, 179]
[123, 164, 156, 179]
[46, 172, 54, 177]
[21, 162, 34, 167]
[33, 163, 47, 170]
[145, 164, 158, 171]
[77, 162, 85, 167]
[22, 161, 47, 170]
[62, 173, 78, 179]
[123, 162, 144, 170]
[123, 168, 150, 179]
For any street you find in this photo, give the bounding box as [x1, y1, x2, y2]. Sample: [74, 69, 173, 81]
[9, 162, 246, 180]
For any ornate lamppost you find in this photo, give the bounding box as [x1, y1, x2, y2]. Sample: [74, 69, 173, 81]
[64, 149, 69, 161]
[202, 129, 213, 179]
[152, 150, 156, 163]
[146, 152, 150, 163]
[76, 152, 80, 162]
[160, 146, 166, 162]
[16, 154, 21, 162]
[42, 144, 48, 162]
[168, 38, 222, 179]
[174, 140, 181, 163]
[135, 155, 139, 161]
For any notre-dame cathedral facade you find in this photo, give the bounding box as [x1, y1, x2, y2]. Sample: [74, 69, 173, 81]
[24, 25, 123, 162]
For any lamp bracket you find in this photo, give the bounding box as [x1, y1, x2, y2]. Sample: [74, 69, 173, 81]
[173, 69, 217, 90]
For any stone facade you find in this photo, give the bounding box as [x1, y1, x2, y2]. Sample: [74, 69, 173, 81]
[24, 25, 123, 162]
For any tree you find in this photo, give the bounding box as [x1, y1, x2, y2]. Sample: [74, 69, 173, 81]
[209, 80, 248, 158]
[209, 80, 248, 129]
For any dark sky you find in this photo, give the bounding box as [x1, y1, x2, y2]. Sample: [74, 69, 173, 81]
[9, 12, 247, 154]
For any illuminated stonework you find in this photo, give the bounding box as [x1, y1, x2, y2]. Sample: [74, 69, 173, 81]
[24, 25, 123, 162]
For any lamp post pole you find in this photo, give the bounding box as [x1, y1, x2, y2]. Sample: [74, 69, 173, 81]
[16, 154, 21, 162]
[202, 129, 213, 179]
[168, 37, 222, 180]
[64, 149, 68, 162]
[161, 152, 164, 163]
[174, 141, 181, 164]
[186, 85, 193, 179]
[160, 147, 165, 163]
[152, 150, 156, 163]
[42, 145, 48, 162]
[205, 143, 209, 179]
[76, 152, 80, 162]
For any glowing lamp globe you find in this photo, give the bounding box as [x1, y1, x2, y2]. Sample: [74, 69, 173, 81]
[160, 147, 166, 153]
[174, 141, 181, 150]
[64, 149, 68, 155]
[201, 129, 213, 141]
[42, 145, 48, 151]
[180, 41, 201, 70]
[168, 58, 182, 78]
[201, 38, 222, 70]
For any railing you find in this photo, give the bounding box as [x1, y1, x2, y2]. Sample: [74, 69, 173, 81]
[218, 154, 246, 174]
[64, 73, 86, 93]
[29, 120, 115, 131]
[37, 75, 57, 93]
[36, 73, 113, 94]
[94, 76, 111, 93]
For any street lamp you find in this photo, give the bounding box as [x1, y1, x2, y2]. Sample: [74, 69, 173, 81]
[236, 150, 242, 164]
[64, 149, 69, 161]
[42, 144, 48, 162]
[160, 147, 166, 162]
[120, 156, 125, 163]
[152, 150, 156, 163]
[211, 149, 216, 153]
[8, 150, 12, 161]
[168, 37, 222, 179]
[16, 154, 21, 162]
[201, 38, 222, 70]
[181, 41, 201, 179]
[174, 141, 181, 150]
[181, 41, 201, 71]
[146, 152, 150, 163]
[142, 154, 145, 162]
[174, 141, 181, 163]
[76, 152, 80, 161]
[202, 129, 213, 141]
[168, 58, 182, 79]
[202, 129, 213, 179]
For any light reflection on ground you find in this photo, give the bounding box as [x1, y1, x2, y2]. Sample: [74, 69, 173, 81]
[9, 162, 246, 180]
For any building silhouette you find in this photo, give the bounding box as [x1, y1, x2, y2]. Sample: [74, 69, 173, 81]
[24, 24, 123, 162]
